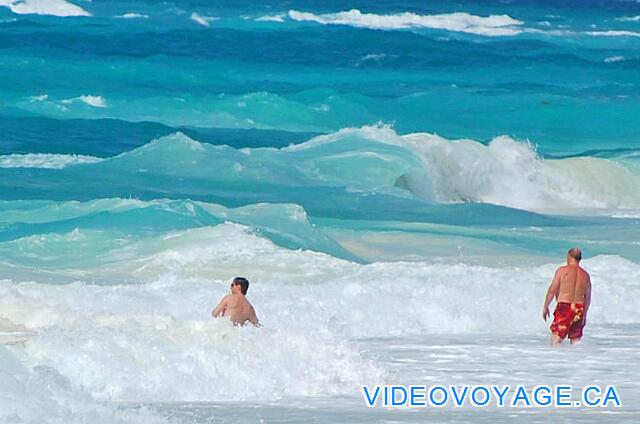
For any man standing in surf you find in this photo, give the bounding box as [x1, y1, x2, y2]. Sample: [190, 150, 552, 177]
[542, 248, 592, 346]
[212, 277, 260, 326]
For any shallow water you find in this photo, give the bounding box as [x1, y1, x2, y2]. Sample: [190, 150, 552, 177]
[148, 328, 640, 423]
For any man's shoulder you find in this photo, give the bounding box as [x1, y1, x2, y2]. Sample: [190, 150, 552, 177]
[580, 266, 591, 279]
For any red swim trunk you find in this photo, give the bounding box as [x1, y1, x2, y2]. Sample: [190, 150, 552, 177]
[550, 302, 585, 340]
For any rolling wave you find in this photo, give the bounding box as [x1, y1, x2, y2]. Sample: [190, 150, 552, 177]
[2, 127, 639, 214]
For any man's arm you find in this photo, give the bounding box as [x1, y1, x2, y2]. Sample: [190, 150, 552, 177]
[583, 275, 592, 324]
[212, 295, 230, 317]
[543, 269, 561, 321]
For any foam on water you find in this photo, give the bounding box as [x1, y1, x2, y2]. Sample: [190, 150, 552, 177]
[256, 14, 285, 23]
[0, 153, 103, 169]
[61, 95, 108, 108]
[288, 9, 524, 36]
[1, 224, 639, 408]
[400, 132, 640, 211]
[0, 0, 90, 17]
[605, 55, 627, 63]
[585, 30, 640, 38]
[116, 13, 148, 20]
[0, 345, 165, 423]
[191, 12, 218, 27]
[617, 15, 640, 22]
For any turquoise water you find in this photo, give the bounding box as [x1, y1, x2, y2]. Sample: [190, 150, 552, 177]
[1, 0, 640, 423]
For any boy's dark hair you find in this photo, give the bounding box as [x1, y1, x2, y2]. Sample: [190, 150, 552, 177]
[233, 277, 249, 295]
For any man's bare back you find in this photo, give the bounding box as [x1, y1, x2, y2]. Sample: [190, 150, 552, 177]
[212, 278, 259, 326]
[553, 264, 591, 305]
[543, 248, 592, 345]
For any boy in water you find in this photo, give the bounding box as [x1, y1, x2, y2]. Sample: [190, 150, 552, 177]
[212, 277, 260, 326]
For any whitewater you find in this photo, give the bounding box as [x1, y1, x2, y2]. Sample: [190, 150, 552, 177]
[1, 0, 640, 422]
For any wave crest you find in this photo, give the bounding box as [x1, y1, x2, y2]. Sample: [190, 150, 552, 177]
[0, 0, 90, 17]
[400, 132, 640, 211]
[0, 153, 102, 169]
[288, 9, 523, 36]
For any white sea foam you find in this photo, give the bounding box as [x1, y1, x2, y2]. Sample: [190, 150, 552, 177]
[616, 15, 640, 22]
[288, 9, 524, 36]
[116, 12, 148, 19]
[605, 55, 626, 63]
[256, 14, 285, 22]
[61, 94, 108, 108]
[0, 346, 165, 423]
[78, 94, 107, 107]
[0, 227, 387, 402]
[0, 153, 103, 169]
[1, 224, 638, 405]
[29, 94, 48, 101]
[526, 27, 640, 39]
[403, 133, 640, 211]
[0, 0, 90, 17]
[356, 53, 388, 66]
[191, 12, 218, 27]
[586, 30, 640, 37]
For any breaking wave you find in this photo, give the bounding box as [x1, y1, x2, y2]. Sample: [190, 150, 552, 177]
[1, 224, 638, 405]
[4, 127, 639, 213]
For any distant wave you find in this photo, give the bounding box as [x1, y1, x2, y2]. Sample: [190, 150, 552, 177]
[285, 10, 640, 39]
[520, 27, 640, 39]
[287, 9, 524, 36]
[191, 12, 218, 27]
[255, 14, 285, 23]
[116, 13, 148, 19]
[61, 95, 108, 108]
[586, 30, 640, 38]
[0, 153, 103, 169]
[28, 93, 108, 109]
[616, 16, 640, 22]
[0, 0, 90, 17]
[605, 55, 626, 63]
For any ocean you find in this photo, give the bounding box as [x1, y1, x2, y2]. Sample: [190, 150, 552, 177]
[1, 0, 639, 422]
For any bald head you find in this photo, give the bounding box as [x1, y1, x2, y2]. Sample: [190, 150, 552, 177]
[567, 247, 582, 262]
